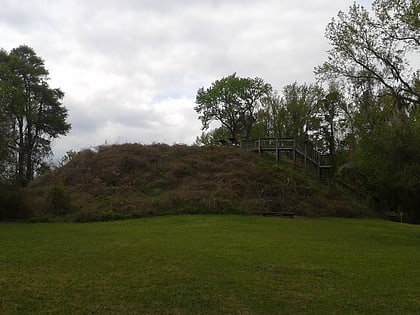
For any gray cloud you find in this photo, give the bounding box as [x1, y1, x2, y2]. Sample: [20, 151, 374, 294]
[0, 0, 369, 159]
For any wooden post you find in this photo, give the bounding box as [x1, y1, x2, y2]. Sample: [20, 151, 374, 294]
[304, 143, 307, 175]
[275, 138, 279, 163]
[258, 138, 261, 156]
[318, 155, 321, 179]
[293, 139, 296, 166]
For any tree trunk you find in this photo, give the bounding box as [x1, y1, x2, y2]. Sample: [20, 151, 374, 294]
[25, 121, 34, 183]
[17, 119, 26, 185]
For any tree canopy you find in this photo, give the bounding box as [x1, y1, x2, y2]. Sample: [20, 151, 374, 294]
[194, 73, 273, 140]
[317, 0, 419, 222]
[0, 45, 71, 184]
[315, 0, 419, 110]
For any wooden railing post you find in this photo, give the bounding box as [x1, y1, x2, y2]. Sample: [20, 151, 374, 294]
[241, 137, 332, 182]
[318, 153, 324, 179]
[318, 158, 321, 179]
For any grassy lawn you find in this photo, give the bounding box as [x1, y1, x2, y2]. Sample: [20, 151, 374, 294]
[0, 215, 419, 314]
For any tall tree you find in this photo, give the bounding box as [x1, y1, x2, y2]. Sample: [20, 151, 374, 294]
[194, 73, 273, 140]
[351, 100, 420, 222]
[315, 0, 419, 110]
[315, 84, 348, 167]
[0, 103, 11, 180]
[0, 50, 14, 180]
[259, 82, 322, 141]
[314, 0, 420, 222]
[257, 92, 288, 138]
[281, 82, 322, 141]
[0, 45, 71, 184]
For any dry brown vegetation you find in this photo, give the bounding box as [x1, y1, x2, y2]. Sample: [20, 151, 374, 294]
[26, 144, 370, 221]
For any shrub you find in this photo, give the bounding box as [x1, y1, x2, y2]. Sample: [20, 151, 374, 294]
[72, 209, 131, 222]
[0, 184, 31, 220]
[27, 217, 50, 223]
[47, 185, 72, 215]
[72, 209, 103, 222]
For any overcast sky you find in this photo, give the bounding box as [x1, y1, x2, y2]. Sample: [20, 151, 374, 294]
[1, 0, 371, 159]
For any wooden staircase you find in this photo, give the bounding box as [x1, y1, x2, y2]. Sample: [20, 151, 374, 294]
[241, 138, 332, 182]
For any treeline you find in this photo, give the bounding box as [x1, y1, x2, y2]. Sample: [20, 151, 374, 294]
[0, 0, 418, 223]
[195, 0, 419, 222]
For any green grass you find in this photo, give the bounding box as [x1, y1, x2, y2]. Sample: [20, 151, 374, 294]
[1, 215, 419, 314]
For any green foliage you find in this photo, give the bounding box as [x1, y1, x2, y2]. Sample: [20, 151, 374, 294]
[0, 45, 71, 184]
[314, 84, 348, 165]
[59, 150, 77, 167]
[195, 73, 273, 140]
[278, 82, 322, 140]
[315, 0, 419, 110]
[312, 0, 420, 222]
[0, 106, 12, 179]
[194, 126, 231, 145]
[0, 216, 419, 314]
[0, 184, 31, 220]
[47, 185, 72, 215]
[0, 54, 14, 180]
[72, 210, 131, 223]
[252, 82, 349, 159]
[352, 107, 420, 222]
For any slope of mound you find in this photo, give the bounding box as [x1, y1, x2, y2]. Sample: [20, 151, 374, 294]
[27, 144, 369, 221]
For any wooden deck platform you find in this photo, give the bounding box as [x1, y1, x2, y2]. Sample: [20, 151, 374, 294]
[241, 138, 332, 181]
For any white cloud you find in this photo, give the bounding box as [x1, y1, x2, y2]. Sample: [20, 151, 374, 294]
[0, 0, 369, 160]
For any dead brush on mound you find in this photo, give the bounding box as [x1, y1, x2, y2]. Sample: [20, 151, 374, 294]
[25, 143, 371, 221]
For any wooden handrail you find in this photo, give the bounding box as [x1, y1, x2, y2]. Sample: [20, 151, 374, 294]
[241, 137, 332, 179]
[241, 138, 371, 204]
